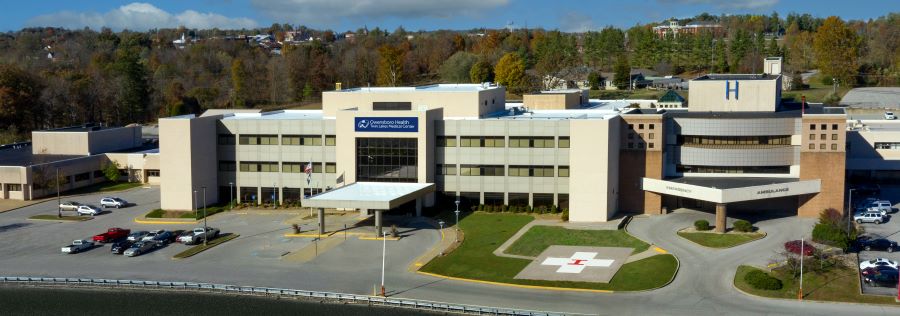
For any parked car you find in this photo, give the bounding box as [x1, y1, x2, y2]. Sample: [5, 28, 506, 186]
[123, 241, 158, 257]
[858, 238, 898, 252]
[110, 240, 134, 254]
[863, 269, 899, 287]
[92, 228, 131, 243]
[142, 230, 173, 244]
[860, 258, 899, 270]
[885, 111, 896, 120]
[176, 230, 194, 244]
[784, 240, 815, 256]
[127, 231, 150, 241]
[76, 205, 101, 216]
[61, 240, 94, 254]
[100, 197, 128, 208]
[854, 211, 885, 224]
[58, 201, 83, 211]
[864, 200, 894, 214]
[178, 227, 220, 245]
[861, 266, 897, 276]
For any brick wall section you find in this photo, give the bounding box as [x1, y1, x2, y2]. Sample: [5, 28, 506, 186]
[798, 116, 846, 217]
[619, 115, 665, 215]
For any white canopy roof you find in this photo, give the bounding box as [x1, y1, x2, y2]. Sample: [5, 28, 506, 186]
[301, 182, 435, 209]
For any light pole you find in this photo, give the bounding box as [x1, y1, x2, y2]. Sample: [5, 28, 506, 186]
[380, 231, 387, 297]
[799, 237, 804, 301]
[438, 220, 445, 241]
[847, 188, 855, 238]
[229, 182, 234, 210]
[202, 186, 208, 246]
[56, 167, 61, 218]
[454, 200, 460, 226]
[832, 78, 838, 94]
[193, 189, 198, 219]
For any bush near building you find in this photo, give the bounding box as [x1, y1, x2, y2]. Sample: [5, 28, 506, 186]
[733, 220, 753, 232]
[811, 208, 856, 250]
[743, 269, 783, 290]
[694, 220, 711, 231]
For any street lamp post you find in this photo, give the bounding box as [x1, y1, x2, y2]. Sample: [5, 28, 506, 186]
[56, 167, 61, 218]
[848, 188, 855, 237]
[202, 186, 208, 246]
[799, 237, 804, 301]
[229, 182, 234, 210]
[454, 200, 460, 226]
[380, 231, 387, 297]
[832, 78, 838, 94]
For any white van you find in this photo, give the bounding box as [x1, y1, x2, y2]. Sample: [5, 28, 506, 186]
[866, 200, 893, 214]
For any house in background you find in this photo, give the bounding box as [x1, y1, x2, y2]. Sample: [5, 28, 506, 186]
[657, 90, 686, 108]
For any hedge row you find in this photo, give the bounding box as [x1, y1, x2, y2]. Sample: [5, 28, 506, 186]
[744, 269, 783, 290]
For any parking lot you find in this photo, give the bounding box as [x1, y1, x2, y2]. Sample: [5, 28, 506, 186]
[0, 187, 440, 293]
[855, 186, 900, 296]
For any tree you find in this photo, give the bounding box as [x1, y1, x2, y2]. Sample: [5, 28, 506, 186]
[469, 59, 494, 83]
[376, 44, 406, 86]
[231, 58, 247, 108]
[103, 160, 121, 183]
[791, 70, 804, 90]
[0, 64, 43, 132]
[439, 52, 477, 83]
[114, 41, 149, 124]
[612, 55, 631, 89]
[302, 82, 314, 100]
[494, 53, 527, 93]
[814, 16, 860, 86]
[587, 71, 602, 90]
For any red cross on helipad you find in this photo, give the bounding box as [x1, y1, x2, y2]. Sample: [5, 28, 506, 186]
[541, 252, 614, 273]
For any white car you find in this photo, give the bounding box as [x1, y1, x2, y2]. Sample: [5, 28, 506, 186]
[854, 211, 885, 224]
[100, 197, 127, 208]
[885, 112, 896, 120]
[865, 200, 893, 214]
[58, 201, 83, 211]
[860, 258, 898, 270]
[76, 205, 101, 216]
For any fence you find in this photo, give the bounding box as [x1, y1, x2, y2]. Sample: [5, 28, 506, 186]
[0, 276, 589, 316]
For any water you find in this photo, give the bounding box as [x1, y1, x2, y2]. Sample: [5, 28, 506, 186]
[0, 286, 438, 315]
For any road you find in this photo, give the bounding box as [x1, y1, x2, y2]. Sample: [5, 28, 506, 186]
[2, 189, 900, 315]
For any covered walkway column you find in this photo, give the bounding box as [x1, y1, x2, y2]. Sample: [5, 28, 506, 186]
[415, 198, 422, 217]
[317, 208, 325, 235]
[375, 210, 383, 237]
[715, 203, 727, 233]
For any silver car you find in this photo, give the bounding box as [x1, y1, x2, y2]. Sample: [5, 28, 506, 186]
[58, 201, 83, 211]
[127, 231, 150, 241]
[123, 241, 157, 257]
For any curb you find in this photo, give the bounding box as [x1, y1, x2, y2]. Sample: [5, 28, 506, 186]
[414, 271, 614, 294]
[134, 217, 199, 225]
[674, 228, 767, 250]
[27, 217, 93, 222]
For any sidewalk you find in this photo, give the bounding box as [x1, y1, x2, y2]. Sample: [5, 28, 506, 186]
[408, 217, 458, 271]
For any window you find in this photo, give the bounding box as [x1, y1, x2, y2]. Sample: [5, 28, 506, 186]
[627, 133, 634, 139]
[558, 137, 570, 148]
[679, 135, 793, 146]
[372, 102, 411, 111]
[93, 170, 103, 178]
[558, 166, 569, 177]
[832, 134, 838, 140]
[810, 124, 816, 130]
[74, 172, 90, 182]
[649, 124, 655, 130]
[325, 135, 336, 146]
[147, 170, 160, 177]
[509, 137, 530, 148]
[460, 165, 504, 176]
[639, 124, 644, 129]
[509, 137, 553, 148]
[282, 135, 322, 146]
[325, 163, 336, 173]
[437, 136, 457, 147]
[809, 144, 815, 150]
[437, 164, 456, 175]
[832, 124, 838, 130]
[218, 161, 236, 172]
[677, 165, 790, 174]
[218, 134, 235, 145]
[628, 124, 634, 129]
[649, 143, 655, 149]
[460, 136, 503, 147]
[533, 137, 554, 148]
[649, 133, 655, 139]
[6, 184, 21, 191]
[484, 137, 504, 147]
[874, 142, 900, 150]
[831, 144, 838, 150]
[628, 143, 634, 149]
[240, 162, 278, 172]
[460, 136, 479, 147]
[638, 143, 644, 149]
[239, 135, 278, 145]
[809, 134, 815, 140]
[508, 166, 529, 177]
[820, 134, 826, 140]
[821, 124, 827, 130]
[356, 138, 418, 182]
[820, 144, 826, 150]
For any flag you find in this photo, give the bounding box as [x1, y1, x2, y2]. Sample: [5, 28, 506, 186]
[305, 160, 312, 184]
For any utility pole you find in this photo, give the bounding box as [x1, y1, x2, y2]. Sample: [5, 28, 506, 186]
[847, 189, 855, 238]
[56, 167, 61, 218]
[381, 231, 387, 297]
[798, 238, 804, 301]
[229, 182, 234, 210]
[202, 186, 208, 246]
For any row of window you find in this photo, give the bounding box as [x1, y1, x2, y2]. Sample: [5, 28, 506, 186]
[809, 124, 840, 131]
[809, 143, 839, 150]
[628, 123, 656, 130]
[443, 192, 569, 209]
[875, 142, 900, 150]
[218, 134, 337, 146]
[5, 184, 22, 191]
[676, 165, 791, 174]
[223, 161, 337, 173]
[437, 164, 569, 177]
[808, 134, 839, 141]
[437, 136, 570, 148]
[679, 135, 792, 146]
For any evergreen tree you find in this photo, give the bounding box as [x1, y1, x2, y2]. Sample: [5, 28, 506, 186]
[613, 55, 631, 89]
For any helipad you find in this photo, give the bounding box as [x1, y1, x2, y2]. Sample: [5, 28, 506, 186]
[514, 246, 633, 283]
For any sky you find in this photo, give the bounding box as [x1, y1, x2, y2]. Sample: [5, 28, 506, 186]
[6, 0, 899, 33]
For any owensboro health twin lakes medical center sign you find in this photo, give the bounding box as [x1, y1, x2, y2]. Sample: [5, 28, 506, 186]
[355, 117, 418, 132]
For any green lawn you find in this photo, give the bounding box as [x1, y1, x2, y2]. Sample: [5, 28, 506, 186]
[507, 226, 650, 257]
[173, 233, 239, 259]
[145, 204, 229, 219]
[677, 231, 764, 249]
[782, 73, 852, 104]
[734, 265, 900, 305]
[421, 213, 678, 291]
[63, 182, 143, 196]
[28, 214, 92, 221]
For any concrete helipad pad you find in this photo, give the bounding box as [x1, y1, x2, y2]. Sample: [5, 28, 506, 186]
[514, 246, 634, 283]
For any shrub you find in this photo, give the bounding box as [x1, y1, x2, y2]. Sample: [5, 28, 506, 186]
[694, 220, 711, 231]
[291, 223, 300, 234]
[550, 205, 559, 214]
[500, 205, 508, 213]
[812, 208, 856, 250]
[561, 208, 569, 221]
[733, 220, 753, 232]
[744, 269, 783, 290]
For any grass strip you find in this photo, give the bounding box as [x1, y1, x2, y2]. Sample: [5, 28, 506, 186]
[173, 234, 239, 259]
[28, 214, 92, 221]
[734, 265, 900, 304]
[677, 231, 764, 248]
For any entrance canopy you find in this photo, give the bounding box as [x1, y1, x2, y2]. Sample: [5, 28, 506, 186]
[302, 182, 434, 210]
[642, 177, 820, 204]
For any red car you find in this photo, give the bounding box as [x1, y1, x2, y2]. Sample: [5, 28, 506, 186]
[92, 228, 131, 243]
[784, 240, 815, 256]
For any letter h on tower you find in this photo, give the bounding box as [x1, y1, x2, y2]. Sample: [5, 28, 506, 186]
[726, 81, 739, 100]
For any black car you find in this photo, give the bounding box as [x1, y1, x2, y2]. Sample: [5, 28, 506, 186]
[864, 269, 899, 287]
[858, 238, 898, 252]
[110, 240, 134, 255]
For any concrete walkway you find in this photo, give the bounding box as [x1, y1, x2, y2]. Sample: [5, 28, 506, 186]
[408, 217, 458, 271]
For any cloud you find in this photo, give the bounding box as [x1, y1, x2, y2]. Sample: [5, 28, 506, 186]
[559, 12, 595, 33]
[251, 0, 510, 26]
[657, 0, 779, 9]
[25, 2, 258, 31]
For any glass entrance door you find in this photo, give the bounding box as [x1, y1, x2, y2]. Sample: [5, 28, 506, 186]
[355, 138, 418, 182]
